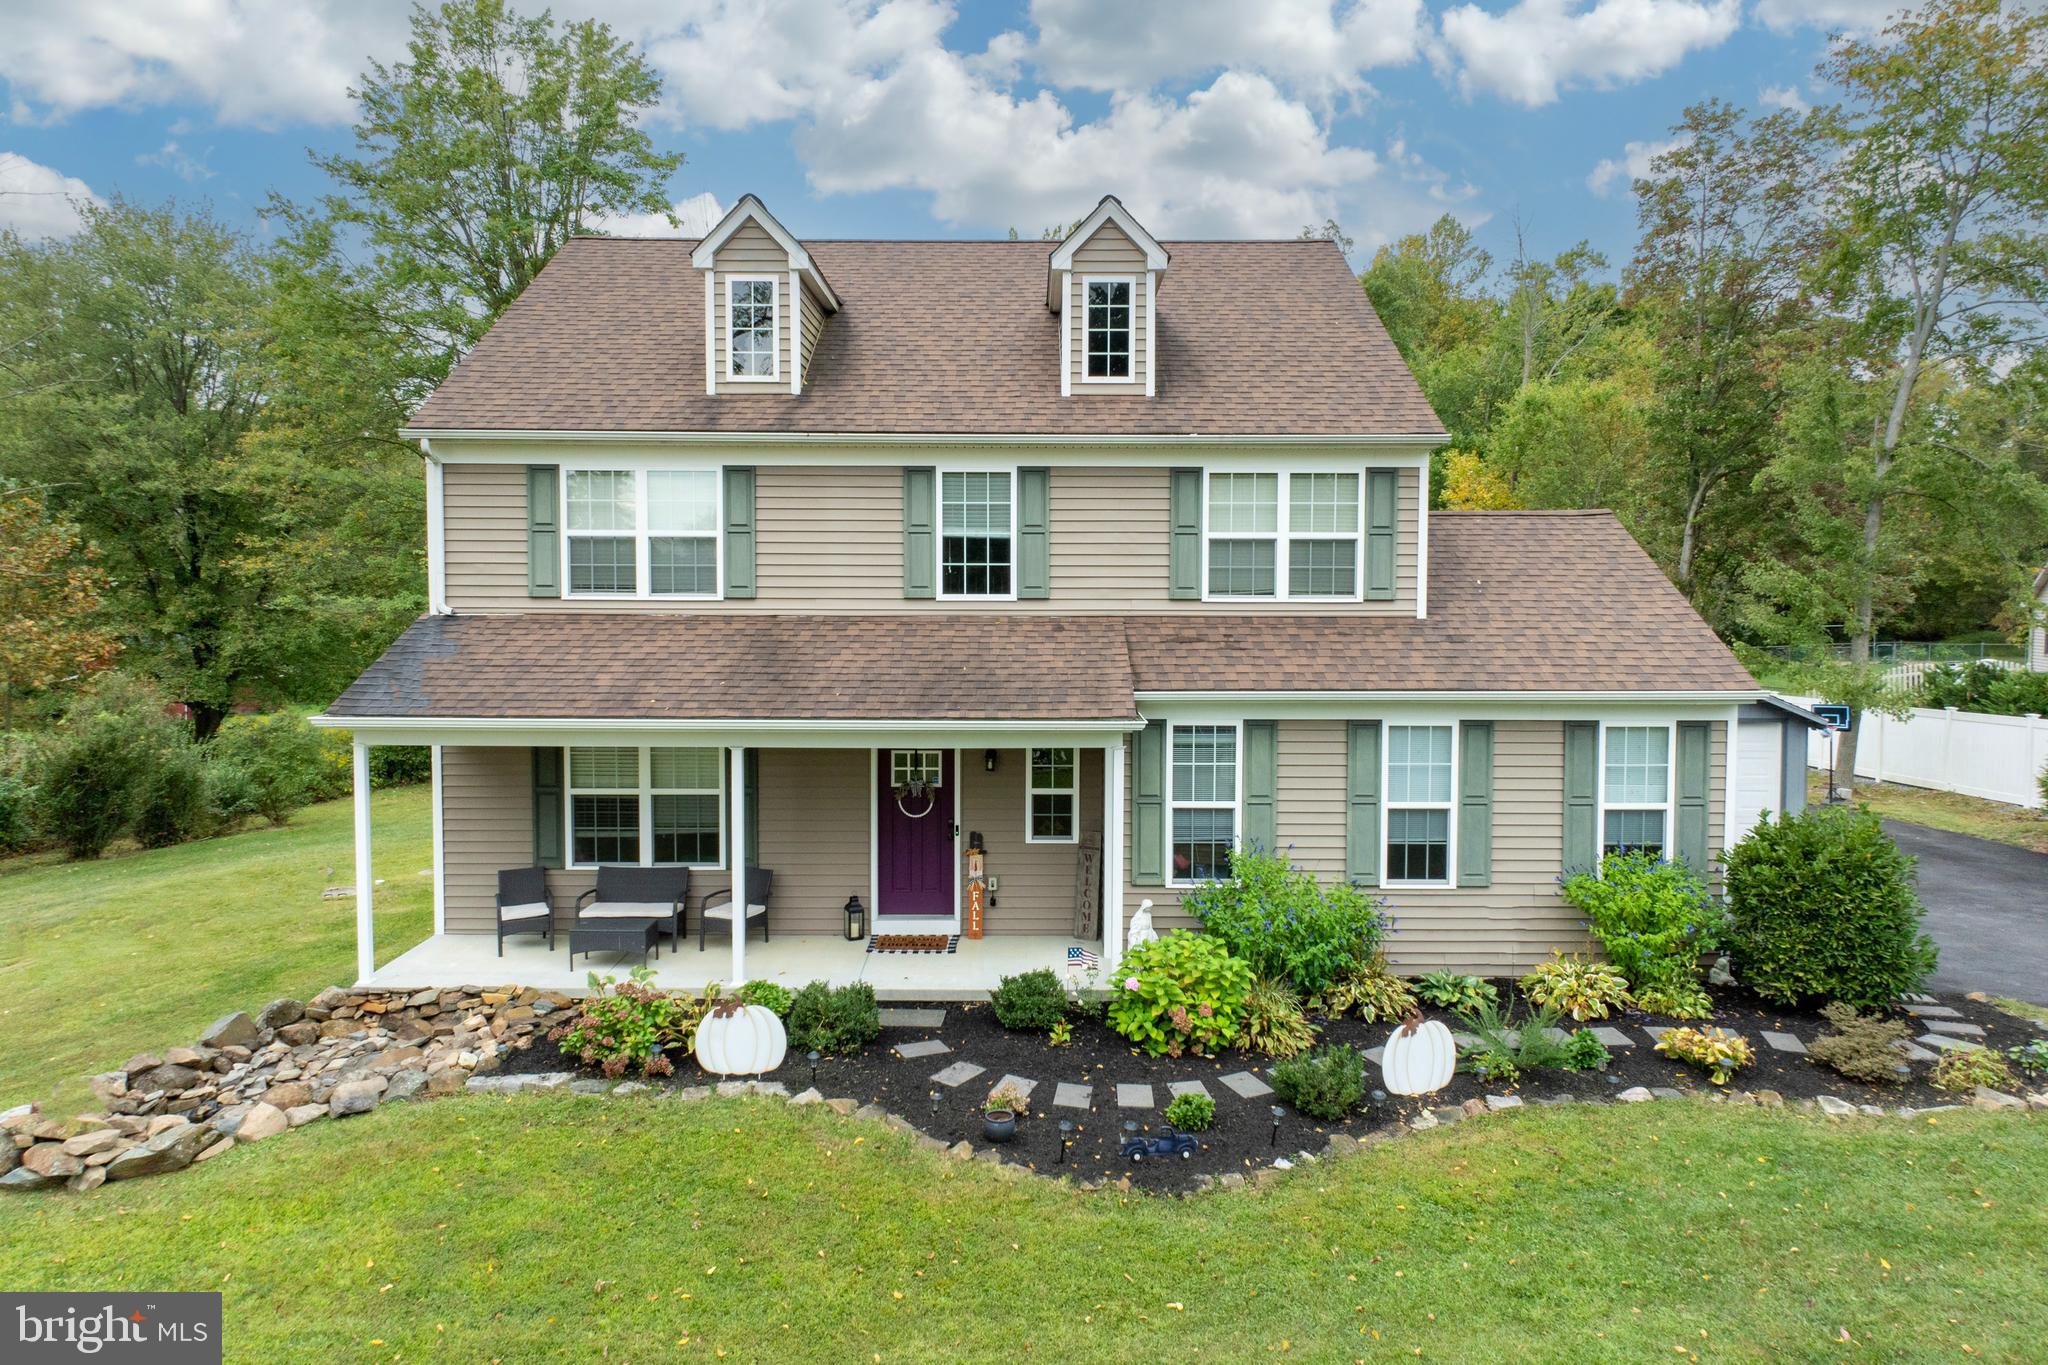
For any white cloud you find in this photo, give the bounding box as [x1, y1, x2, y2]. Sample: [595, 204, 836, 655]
[595, 190, 726, 237]
[1758, 83, 1811, 113]
[0, 151, 102, 237]
[1752, 0, 1902, 35]
[1436, 0, 1742, 106]
[136, 140, 216, 182]
[1585, 136, 1685, 196]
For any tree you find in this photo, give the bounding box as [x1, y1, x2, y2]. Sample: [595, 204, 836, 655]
[1820, 0, 2048, 778]
[1361, 215, 1510, 448]
[0, 489, 117, 726]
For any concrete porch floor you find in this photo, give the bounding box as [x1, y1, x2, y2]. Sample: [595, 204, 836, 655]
[361, 931, 1102, 1001]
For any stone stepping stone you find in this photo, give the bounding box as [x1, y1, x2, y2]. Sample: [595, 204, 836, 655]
[1590, 1026, 1634, 1047]
[1052, 1082, 1092, 1110]
[1761, 1031, 1807, 1055]
[1364, 1046, 1385, 1065]
[1918, 1033, 1982, 1053]
[1923, 1019, 1985, 1038]
[1219, 1071, 1273, 1099]
[1541, 1027, 1572, 1044]
[1166, 1079, 1211, 1100]
[1451, 1032, 1481, 1049]
[930, 1061, 985, 1087]
[893, 1039, 950, 1060]
[988, 1075, 1038, 1107]
[1641, 1026, 1673, 1043]
[1893, 1040, 1939, 1062]
[1905, 1003, 1962, 1019]
[1899, 992, 1937, 1005]
[1116, 1083, 1155, 1109]
[879, 1007, 946, 1028]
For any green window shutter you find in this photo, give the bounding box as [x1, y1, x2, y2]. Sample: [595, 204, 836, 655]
[723, 467, 756, 599]
[1563, 721, 1598, 874]
[1017, 466, 1051, 599]
[1345, 720, 1382, 887]
[902, 466, 936, 598]
[1168, 467, 1202, 600]
[527, 465, 560, 598]
[1675, 720, 1712, 876]
[1132, 720, 1165, 886]
[1242, 720, 1277, 856]
[1365, 468, 1398, 601]
[1458, 721, 1494, 888]
[532, 747, 564, 869]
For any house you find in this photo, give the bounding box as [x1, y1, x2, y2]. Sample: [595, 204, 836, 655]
[316, 194, 1774, 998]
[2031, 566, 2048, 671]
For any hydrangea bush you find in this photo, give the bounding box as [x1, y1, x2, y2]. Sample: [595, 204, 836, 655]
[1106, 931, 1253, 1057]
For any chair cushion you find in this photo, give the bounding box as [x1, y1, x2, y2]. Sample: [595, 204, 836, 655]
[582, 902, 675, 920]
[498, 902, 551, 922]
[701, 901, 767, 921]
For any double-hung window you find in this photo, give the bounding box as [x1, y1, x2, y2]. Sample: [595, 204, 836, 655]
[1027, 748, 1077, 843]
[1084, 278, 1132, 379]
[1169, 723, 1237, 884]
[564, 468, 720, 599]
[567, 746, 725, 869]
[1205, 470, 1361, 600]
[1602, 725, 1670, 857]
[727, 277, 777, 379]
[1385, 724, 1454, 885]
[939, 470, 1013, 598]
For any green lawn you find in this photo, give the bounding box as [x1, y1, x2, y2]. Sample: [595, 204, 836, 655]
[1809, 773, 2048, 855]
[0, 1096, 2043, 1361]
[0, 788, 433, 1115]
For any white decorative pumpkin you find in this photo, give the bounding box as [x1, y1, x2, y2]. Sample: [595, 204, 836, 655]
[1380, 1017, 1456, 1096]
[1127, 899, 1158, 948]
[694, 1002, 788, 1076]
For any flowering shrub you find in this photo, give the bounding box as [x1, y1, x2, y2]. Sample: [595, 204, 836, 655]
[1653, 1026, 1754, 1085]
[1181, 849, 1386, 996]
[1106, 931, 1253, 1057]
[548, 968, 705, 1078]
[1559, 851, 1722, 1011]
[1519, 952, 1633, 1021]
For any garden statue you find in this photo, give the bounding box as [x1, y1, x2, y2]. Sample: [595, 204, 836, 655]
[1126, 898, 1157, 948]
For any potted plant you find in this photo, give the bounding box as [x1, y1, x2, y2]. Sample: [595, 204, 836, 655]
[983, 1083, 1027, 1143]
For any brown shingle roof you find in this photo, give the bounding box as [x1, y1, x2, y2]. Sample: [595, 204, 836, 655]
[408, 237, 1444, 437]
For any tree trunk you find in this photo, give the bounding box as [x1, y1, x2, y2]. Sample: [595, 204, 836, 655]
[187, 700, 228, 744]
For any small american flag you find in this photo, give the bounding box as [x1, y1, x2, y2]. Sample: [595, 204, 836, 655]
[1067, 946, 1099, 969]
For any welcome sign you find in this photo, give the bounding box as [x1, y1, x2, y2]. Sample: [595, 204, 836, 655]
[2, 1294, 220, 1363]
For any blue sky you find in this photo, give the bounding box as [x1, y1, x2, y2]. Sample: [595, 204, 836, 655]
[0, 0, 1888, 273]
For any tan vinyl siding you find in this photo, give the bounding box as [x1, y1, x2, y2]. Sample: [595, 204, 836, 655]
[1068, 222, 1149, 395]
[753, 749, 867, 935]
[959, 748, 1105, 935]
[443, 463, 1421, 615]
[1120, 718, 1729, 977]
[711, 222, 792, 392]
[799, 283, 825, 383]
[441, 746, 537, 935]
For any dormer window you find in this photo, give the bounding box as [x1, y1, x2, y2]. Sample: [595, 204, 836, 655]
[728, 277, 778, 380]
[1085, 278, 1132, 380]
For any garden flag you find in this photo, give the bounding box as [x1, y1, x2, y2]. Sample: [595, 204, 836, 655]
[1067, 946, 1099, 970]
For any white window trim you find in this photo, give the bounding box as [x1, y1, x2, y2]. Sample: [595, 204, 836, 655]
[934, 462, 1021, 602]
[1024, 746, 1080, 845]
[725, 275, 781, 383]
[1079, 274, 1137, 385]
[564, 744, 729, 872]
[1200, 466, 1365, 604]
[560, 465, 724, 602]
[1382, 721, 1458, 889]
[1164, 719, 1243, 889]
[1598, 720, 1676, 859]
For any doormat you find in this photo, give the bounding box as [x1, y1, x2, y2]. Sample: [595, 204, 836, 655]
[867, 934, 959, 954]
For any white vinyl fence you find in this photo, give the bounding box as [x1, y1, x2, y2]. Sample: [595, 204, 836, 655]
[1793, 696, 2048, 810]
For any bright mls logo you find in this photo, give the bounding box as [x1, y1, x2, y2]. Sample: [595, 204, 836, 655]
[3, 1293, 220, 1363]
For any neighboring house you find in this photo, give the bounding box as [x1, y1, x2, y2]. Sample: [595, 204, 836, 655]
[318, 194, 1776, 995]
[2031, 566, 2048, 672]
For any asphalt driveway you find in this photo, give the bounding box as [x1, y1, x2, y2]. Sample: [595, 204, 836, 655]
[1883, 820, 2048, 1001]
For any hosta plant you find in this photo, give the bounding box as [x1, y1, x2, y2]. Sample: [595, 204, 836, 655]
[1323, 953, 1417, 1023]
[1653, 1026, 1754, 1085]
[1518, 952, 1632, 1021]
[2009, 1040, 2048, 1077]
[1107, 931, 1254, 1057]
[1931, 1047, 2017, 1094]
[1630, 978, 1715, 1020]
[1235, 976, 1318, 1058]
[1415, 970, 1496, 1013]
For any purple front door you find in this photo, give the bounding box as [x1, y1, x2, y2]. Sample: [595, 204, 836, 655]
[877, 749, 954, 917]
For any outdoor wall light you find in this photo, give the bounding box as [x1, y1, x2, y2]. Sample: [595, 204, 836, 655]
[983, 749, 998, 772]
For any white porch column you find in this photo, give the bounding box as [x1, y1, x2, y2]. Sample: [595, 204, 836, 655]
[1103, 739, 1126, 970]
[352, 740, 375, 984]
[729, 745, 748, 987]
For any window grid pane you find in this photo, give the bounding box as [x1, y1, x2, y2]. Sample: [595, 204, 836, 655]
[1603, 809, 1666, 856]
[1086, 280, 1131, 378]
[649, 538, 716, 595]
[569, 537, 636, 593]
[572, 795, 639, 865]
[1208, 540, 1276, 596]
[1387, 726, 1453, 804]
[648, 470, 718, 533]
[1031, 793, 1075, 840]
[1172, 726, 1236, 803]
[565, 470, 634, 532]
[649, 748, 721, 790]
[1172, 807, 1235, 882]
[1288, 539, 1356, 597]
[1030, 748, 1075, 791]
[890, 751, 944, 787]
[1604, 727, 1670, 805]
[1208, 473, 1279, 533]
[730, 279, 775, 376]
[1386, 808, 1449, 882]
[1289, 472, 1359, 533]
[653, 793, 720, 865]
[570, 747, 639, 789]
[940, 471, 1013, 597]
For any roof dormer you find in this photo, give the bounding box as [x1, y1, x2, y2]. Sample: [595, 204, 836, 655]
[1048, 196, 1169, 399]
[692, 194, 840, 397]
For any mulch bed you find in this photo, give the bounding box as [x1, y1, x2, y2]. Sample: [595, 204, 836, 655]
[500, 986, 2041, 1193]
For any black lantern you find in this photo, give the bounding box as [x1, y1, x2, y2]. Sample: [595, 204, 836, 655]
[843, 895, 866, 941]
[983, 749, 999, 772]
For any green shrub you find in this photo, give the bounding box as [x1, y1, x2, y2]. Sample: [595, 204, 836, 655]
[1559, 1029, 1612, 1072]
[1653, 1026, 1754, 1085]
[1518, 952, 1632, 1021]
[1235, 976, 1317, 1058]
[1931, 1046, 2015, 1094]
[1271, 1044, 1367, 1120]
[1164, 1090, 1216, 1132]
[1723, 806, 1936, 1009]
[1807, 1002, 1912, 1085]
[988, 968, 1069, 1031]
[0, 735, 38, 854]
[1181, 848, 1387, 996]
[206, 713, 328, 825]
[1107, 931, 1254, 1057]
[2008, 1040, 2048, 1077]
[737, 980, 794, 1016]
[371, 745, 432, 787]
[1415, 970, 1496, 1013]
[35, 721, 139, 858]
[1559, 851, 1721, 1007]
[787, 981, 879, 1055]
[1916, 661, 2048, 717]
[131, 741, 213, 849]
[1324, 953, 1417, 1023]
[547, 968, 703, 1078]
